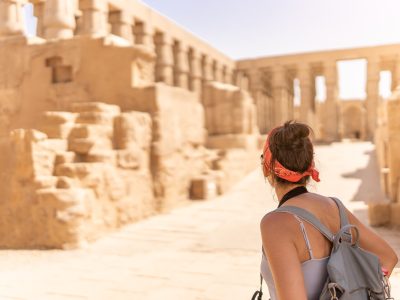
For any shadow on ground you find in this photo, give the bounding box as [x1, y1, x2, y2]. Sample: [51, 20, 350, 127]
[341, 148, 386, 203]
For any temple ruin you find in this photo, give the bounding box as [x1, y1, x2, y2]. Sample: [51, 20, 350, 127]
[0, 0, 399, 248]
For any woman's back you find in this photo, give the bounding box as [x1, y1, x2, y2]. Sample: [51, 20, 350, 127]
[260, 194, 340, 300]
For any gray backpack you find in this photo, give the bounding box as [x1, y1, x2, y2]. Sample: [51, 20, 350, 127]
[275, 197, 393, 300]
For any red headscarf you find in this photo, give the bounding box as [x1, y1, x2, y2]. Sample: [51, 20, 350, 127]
[262, 127, 320, 183]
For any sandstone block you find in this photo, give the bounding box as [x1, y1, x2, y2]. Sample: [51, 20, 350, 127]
[114, 111, 152, 150]
[85, 151, 116, 164]
[76, 112, 115, 126]
[190, 176, 217, 200]
[390, 203, 400, 226]
[10, 129, 47, 143]
[368, 203, 391, 226]
[36, 188, 90, 209]
[207, 134, 259, 150]
[68, 138, 112, 154]
[69, 124, 112, 140]
[116, 149, 140, 169]
[55, 163, 105, 188]
[55, 151, 76, 165]
[70, 102, 121, 115]
[56, 176, 76, 189]
[33, 176, 58, 189]
[37, 123, 74, 139]
[40, 111, 77, 125]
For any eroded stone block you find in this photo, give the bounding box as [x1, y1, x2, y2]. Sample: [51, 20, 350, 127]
[70, 102, 121, 115]
[190, 176, 217, 200]
[390, 203, 400, 226]
[368, 203, 390, 226]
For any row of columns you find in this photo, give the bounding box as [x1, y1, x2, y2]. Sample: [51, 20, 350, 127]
[244, 58, 388, 140]
[0, 0, 234, 92]
[154, 32, 234, 92]
[244, 62, 340, 138]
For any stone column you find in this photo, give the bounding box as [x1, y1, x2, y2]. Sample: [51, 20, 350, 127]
[214, 62, 223, 82]
[79, 0, 108, 37]
[0, 0, 26, 37]
[43, 0, 76, 39]
[224, 67, 233, 85]
[202, 55, 213, 85]
[324, 61, 339, 141]
[108, 11, 133, 43]
[298, 64, 313, 125]
[31, 0, 45, 37]
[173, 41, 189, 89]
[188, 49, 202, 93]
[366, 57, 380, 140]
[248, 68, 269, 132]
[154, 32, 174, 85]
[133, 21, 154, 51]
[271, 65, 287, 127]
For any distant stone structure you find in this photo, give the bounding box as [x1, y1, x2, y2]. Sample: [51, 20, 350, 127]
[237, 48, 400, 141]
[369, 90, 400, 227]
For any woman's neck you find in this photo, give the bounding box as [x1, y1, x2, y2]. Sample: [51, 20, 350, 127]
[275, 183, 304, 202]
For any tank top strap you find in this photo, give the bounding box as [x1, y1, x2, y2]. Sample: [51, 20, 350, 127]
[292, 214, 314, 259]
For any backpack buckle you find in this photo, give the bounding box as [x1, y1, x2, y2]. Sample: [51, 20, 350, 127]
[328, 283, 343, 300]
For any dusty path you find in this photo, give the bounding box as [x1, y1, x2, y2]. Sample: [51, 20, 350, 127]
[0, 141, 399, 299]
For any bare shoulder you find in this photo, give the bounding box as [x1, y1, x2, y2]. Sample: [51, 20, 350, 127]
[260, 211, 298, 242]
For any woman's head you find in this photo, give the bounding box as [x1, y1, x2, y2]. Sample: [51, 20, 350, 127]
[262, 120, 318, 186]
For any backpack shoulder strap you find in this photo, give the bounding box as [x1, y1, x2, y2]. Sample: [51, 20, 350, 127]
[330, 197, 352, 241]
[274, 206, 335, 242]
[330, 197, 349, 227]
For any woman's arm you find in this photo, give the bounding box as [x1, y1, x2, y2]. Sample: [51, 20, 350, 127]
[260, 213, 308, 300]
[346, 208, 398, 276]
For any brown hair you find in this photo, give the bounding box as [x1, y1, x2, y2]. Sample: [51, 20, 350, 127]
[268, 120, 314, 185]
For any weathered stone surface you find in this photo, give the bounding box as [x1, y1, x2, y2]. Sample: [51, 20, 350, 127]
[55, 151, 76, 165]
[368, 203, 391, 226]
[40, 112, 77, 125]
[116, 149, 140, 169]
[203, 82, 258, 136]
[37, 123, 75, 139]
[69, 124, 112, 140]
[390, 203, 400, 227]
[56, 176, 76, 189]
[68, 138, 112, 154]
[76, 112, 115, 126]
[207, 134, 259, 150]
[85, 150, 116, 164]
[114, 111, 152, 150]
[33, 176, 58, 189]
[70, 102, 121, 115]
[190, 176, 217, 200]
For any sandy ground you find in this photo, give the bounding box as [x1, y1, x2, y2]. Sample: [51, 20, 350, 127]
[0, 141, 398, 299]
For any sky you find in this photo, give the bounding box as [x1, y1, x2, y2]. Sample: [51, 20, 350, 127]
[23, 0, 399, 99]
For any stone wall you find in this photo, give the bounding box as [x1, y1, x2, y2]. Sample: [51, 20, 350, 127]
[339, 100, 367, 140]
[0, 102, 154, 249]
[369, 90, 400, 227]
[0, 0, 264, 249]
[201, 82, 260, 193]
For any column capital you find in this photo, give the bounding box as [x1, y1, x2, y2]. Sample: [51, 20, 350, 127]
[43, 0, 76, 39]
[323, 61, 338, 85]
[154, 32, 174, 46]
[0, 0, 27, 37]
[79, 0, 107, 11]
[109, 10, 133, 25]
[271, 65, 286, 87]
[80, 0, 108, 37]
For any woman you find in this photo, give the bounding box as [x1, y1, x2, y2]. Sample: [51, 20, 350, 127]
[259, 120, 398, 300]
